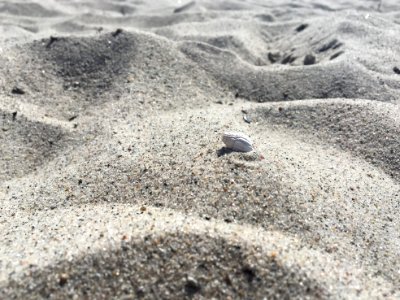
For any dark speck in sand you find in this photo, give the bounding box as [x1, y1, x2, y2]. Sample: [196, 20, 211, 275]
[58, 273, 69, 286]
[46, 36, 59, 49]
[281, 54, 296, 64]
[11, 86, 25, 95]
[242, 266, 256, 283]
[174, 1, 196, 14]
[330, 51, 344, 60]
[68, 115, 78, 121]
[393, 67, 400, 74]
[112, 28, 123, 38]
[268, 52, 281, 63]
[296, 24, 308, 32]
[318, 39, 340, 53]
[136, 286, 145, 297]
[184, 277, 201, 295]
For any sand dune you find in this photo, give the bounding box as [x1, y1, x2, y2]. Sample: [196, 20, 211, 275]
[0, 0, 399, 299]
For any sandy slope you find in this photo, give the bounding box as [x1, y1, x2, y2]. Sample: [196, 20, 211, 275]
[0, 0, 399, 299]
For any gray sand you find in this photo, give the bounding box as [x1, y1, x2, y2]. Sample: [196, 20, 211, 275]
[0, 0, 399, 299]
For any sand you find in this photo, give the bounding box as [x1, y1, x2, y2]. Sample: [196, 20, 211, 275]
[0, 0, 399, 299]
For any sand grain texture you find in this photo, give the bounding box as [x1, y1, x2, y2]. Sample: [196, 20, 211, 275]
[0, 0, 399, 299]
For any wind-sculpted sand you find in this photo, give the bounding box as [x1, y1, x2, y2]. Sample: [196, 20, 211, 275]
[0, 0, 399, 299]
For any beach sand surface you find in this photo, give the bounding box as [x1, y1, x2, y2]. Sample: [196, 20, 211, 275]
[0, 0, 399, 298]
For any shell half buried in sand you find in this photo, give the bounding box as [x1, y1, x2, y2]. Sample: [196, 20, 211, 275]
[222, 132, 254, 152]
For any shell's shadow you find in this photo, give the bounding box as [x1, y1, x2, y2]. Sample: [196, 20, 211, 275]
[217, 147, 234, 157]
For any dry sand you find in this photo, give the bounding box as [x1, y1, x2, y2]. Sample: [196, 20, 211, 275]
[0, 0, 399, 299]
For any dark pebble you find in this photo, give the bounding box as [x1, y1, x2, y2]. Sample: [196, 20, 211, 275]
[303, 54, 316, 65]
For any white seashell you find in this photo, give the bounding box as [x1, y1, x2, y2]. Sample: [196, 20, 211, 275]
[222, 132, 254, 152]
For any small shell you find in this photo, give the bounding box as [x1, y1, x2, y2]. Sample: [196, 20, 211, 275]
[222, 132, 254, 152]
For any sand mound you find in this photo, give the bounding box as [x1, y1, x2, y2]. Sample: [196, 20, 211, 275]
[0, 2, 59, 17]
[251, 99, 400, 179]
[31, 31, 137, 96]
[0, 108, 77, 181]
[179, 12, 400, 102]
[1, 30, 226, 117]
[1, 210, 326, 299]
[0, 205, 394, 299]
